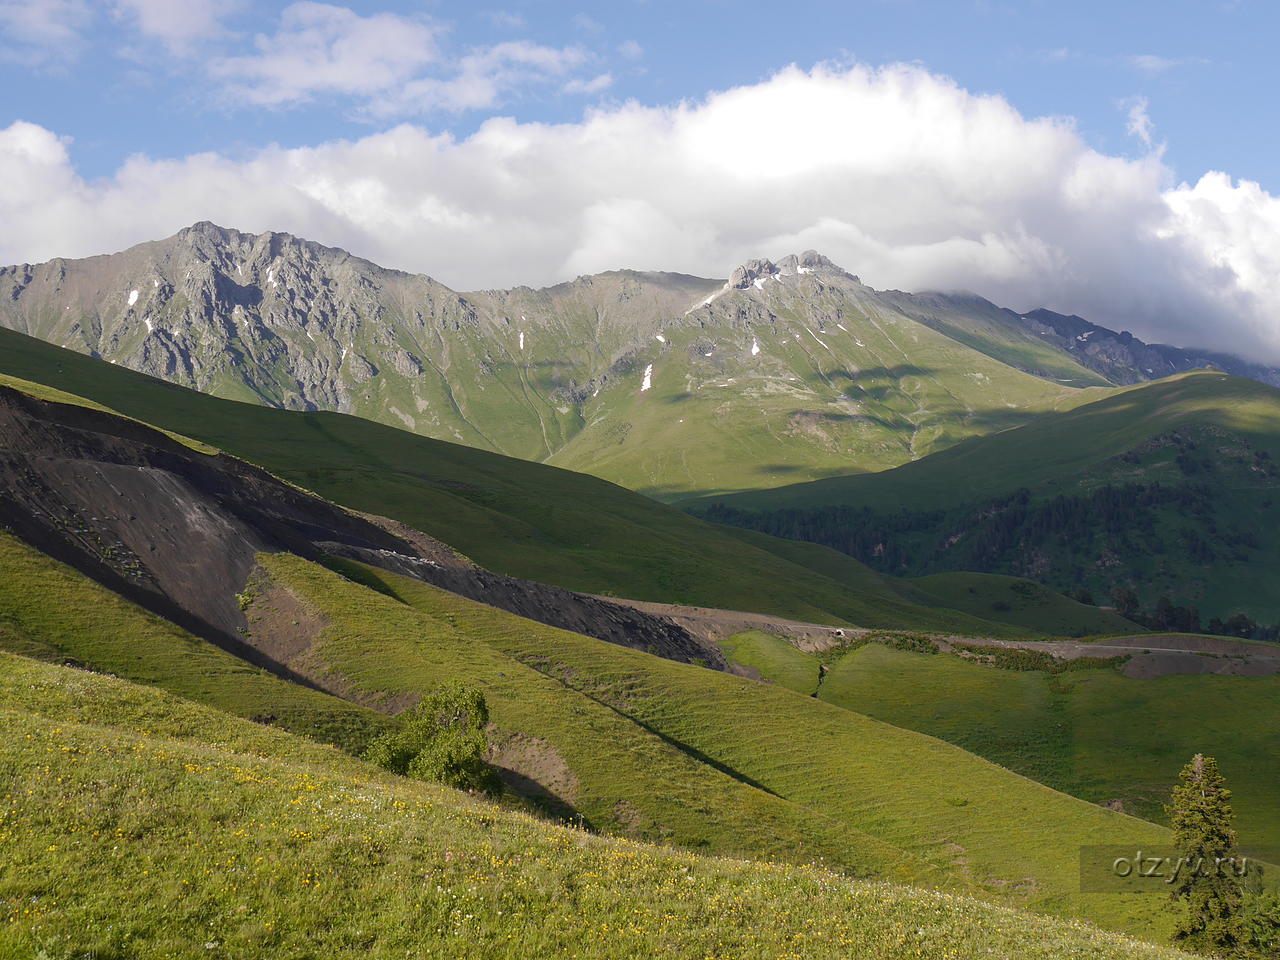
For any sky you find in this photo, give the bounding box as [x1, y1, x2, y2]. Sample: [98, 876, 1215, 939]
[3, 0, 1280, 359]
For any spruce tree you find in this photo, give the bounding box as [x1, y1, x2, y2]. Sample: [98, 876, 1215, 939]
[1168, 754, 1244, 953]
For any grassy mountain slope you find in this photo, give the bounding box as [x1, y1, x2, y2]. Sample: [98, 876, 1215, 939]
[536, 258, 1098, 498]
[0, 651, 1191, 960]
[874, 290, 1116, 387]
[0, 453, 1173, 931]
[716, 635, 1280, 851]
[0, 325, 1039, 636]
[250, 552, 921, 879]
[717, 525, 1140, 637]
[694, 372, 1280, 620]
[695, 372, 1275, 512]
[0, 518, 940, 885]
[0, 530, 386, 753]
[327, 559, 1177, 937]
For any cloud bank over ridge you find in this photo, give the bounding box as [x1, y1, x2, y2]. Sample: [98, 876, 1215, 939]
[2, 63, 1278, 360]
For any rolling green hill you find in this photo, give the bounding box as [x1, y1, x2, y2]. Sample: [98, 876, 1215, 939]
[0, 650, 1193, 960]
[320, 558, 1180, 937]
[694, 372, 1280, 621]
[714, 634, 1280, 853]
[0, 529, 387, 753]
[0, 529, 924, 881]
[0, 514, 1182, 936]
[0, 324, 1100, 638]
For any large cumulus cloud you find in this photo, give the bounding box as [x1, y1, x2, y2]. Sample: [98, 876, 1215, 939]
[2, 62, 1277, 359]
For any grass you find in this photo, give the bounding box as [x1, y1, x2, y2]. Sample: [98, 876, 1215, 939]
[257, 553, 939, 884]
[727, 639, 1280, 854]
[697, 372, 1280, 513]
[0, 529, 928, 881]
[0, 530, 387, 753]
[0, 651, 1195, 960]
[692, 371, 1280, 621]
[0, 326, 1030, 636]
[326, 559, 1181, 939]
[901, 573, 1142, 637]
[718, 630, 821, 695]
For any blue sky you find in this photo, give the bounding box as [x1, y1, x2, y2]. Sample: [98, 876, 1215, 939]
[6, 0, 1275, 187]
[2, 1, 1279, 359]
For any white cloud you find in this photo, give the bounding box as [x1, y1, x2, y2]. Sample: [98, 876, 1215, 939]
[1124, 95, 1155, 148]
[206, 4, 589, 115]
[563, 72, 612, 95]
[375, 40, 588, 114]
[208, 2, 440, 106]
[1128, 53, 1206, 74]
[3, 62, 1280, 361]
[618, 39, 643, 60]
[111, 0, 239, 55]
[0, 0, 92, 65]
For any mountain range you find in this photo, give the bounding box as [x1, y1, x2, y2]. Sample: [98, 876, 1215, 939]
[5, 221, 1276, 499]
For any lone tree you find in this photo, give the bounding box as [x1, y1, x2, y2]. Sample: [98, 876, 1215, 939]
[1168, 754, 1244, 954]
[365, 682, 498, 794]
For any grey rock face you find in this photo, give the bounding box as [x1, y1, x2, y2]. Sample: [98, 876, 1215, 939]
[1018, 308, 1280, 388]
[729, 258, 778, 288]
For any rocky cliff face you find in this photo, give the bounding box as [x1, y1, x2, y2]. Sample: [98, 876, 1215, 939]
[0, 222, 480, 414]
[1015, 308, 1280, 388]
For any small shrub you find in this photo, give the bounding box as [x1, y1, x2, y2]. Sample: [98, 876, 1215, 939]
[860, 633, 938, 656]
[364, 682, 499, 793]
[953, 644, 1126, 674]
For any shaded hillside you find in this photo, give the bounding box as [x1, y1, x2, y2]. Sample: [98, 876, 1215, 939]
[691, 372, 1280, 621]
[0, 382, 717, 667]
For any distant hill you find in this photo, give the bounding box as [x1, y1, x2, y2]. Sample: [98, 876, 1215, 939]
[690, 372, 1280, 622]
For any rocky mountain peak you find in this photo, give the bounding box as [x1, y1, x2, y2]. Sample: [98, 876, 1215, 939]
[728, 251, 856, 289]
[728, 258, 778, 289]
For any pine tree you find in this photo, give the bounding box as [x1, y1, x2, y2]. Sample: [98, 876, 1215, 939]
[1168, 754, 1244, 954]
